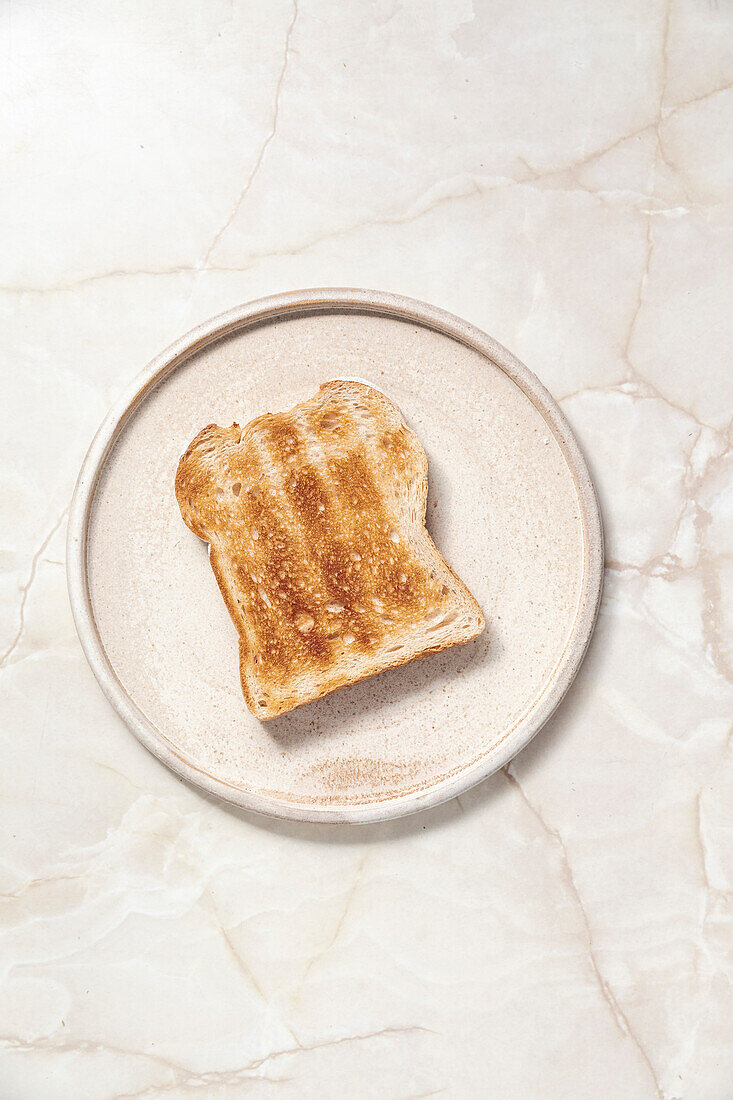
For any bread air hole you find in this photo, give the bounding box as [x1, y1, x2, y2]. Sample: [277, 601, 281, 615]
[296, 613, 315, 633]
[215, 488, 226, 501]
[325, 601, 344, 613]
[232, 482, 241, 496]
[427, 611, 457, 632]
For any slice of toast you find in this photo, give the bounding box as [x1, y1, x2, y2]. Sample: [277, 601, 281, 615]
[175, 380, 484, 719]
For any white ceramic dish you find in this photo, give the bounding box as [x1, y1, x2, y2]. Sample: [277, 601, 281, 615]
[67, 289, 603, 823]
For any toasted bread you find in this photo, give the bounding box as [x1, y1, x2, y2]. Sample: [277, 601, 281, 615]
[175, 380, 484, 718]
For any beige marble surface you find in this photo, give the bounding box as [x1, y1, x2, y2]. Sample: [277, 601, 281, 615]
[1, 1, 732, 1097]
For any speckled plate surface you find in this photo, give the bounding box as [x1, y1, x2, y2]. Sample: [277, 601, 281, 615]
[67, 289, 603, 823]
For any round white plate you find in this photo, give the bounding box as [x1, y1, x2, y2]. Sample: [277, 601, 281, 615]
[68, 289, 602, 823]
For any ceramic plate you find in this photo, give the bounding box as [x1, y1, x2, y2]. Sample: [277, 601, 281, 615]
[67, 289, 603, 823]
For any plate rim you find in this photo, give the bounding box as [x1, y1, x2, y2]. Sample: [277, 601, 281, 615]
[67, 287, 604, 824]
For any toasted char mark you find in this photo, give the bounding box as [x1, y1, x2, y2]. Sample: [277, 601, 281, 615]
[283, 459, 375, 650]
[259, 416, 304, 465]
[251, 400, 443, 672]
[297, 403, 443, 619]
[379, 427, 411, 464]
[259, 421, 374, 653]
[211, 436, 331, 680]
[326, 450, 438, 616]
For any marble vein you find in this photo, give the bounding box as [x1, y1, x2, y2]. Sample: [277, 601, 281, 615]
[0, 506, 68, 668]
[503, 767, 664, 1100]
[663, 79, 732, 119]
[2, 57, 731, 298]
[200, 0, 298, 269]
[203, 887, 302, 1050]
[604, 413, 732, 686]
[0, 1035, 195, 1090]
[695, 466, 733, 684]
[560, 376, 727, 436]
[111, 1026, 435, 1099]
[400, 1091, 444, 1100]
[204, 888, 268, 1004]
[298, 853, 369, 990]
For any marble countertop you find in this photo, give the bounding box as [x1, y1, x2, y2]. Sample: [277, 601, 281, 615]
[2, 2, 732, 1097]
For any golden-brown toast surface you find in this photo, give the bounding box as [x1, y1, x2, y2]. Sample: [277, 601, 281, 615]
[175, 380, 484, 718]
